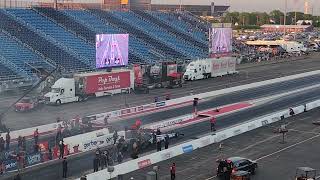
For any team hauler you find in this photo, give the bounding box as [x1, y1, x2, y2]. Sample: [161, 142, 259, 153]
[183, 57, 238, 81]
[44, 69, 134, 105]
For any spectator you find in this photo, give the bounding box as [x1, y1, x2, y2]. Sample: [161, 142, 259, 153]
[93, 156, 99, 172]
[156, 138, 162, 152]
[34, 144, 39, 153]
[113, 130, 118, 145]
[170, 163, 176, 180]
[62, 157, 68, 178]
[0, 137, 5, 152]
[5, 131, 10, 151]
[210, 116, 216, 132]
[117, 152, 123, 163]
[17, 136, 22, 149]
[156, 128, 161, 135]
[0, 160, 4, 175]
[22, 137, 26, 151]
[164, 135, 169, 149]
[104, 115, 110, 126]
[48, 148, 53, 160]
[59, 141, 65, 159]
[34, 128, 39, 145]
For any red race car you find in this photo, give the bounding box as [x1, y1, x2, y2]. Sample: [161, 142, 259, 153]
[14, 97, 39, 112]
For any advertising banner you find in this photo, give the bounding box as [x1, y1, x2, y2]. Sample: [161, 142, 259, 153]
[4, 159, 17, 172]
[156, 101, 166, 107]
[138, 159, 151, 169]
[26, 153, 42, 166]
[133, 65, 143, 85]
[84, 71, 131, 94]
[80, 132, 124, 152]
[182, 145, 193, 153]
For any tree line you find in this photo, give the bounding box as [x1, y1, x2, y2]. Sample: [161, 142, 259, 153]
[223, 10, 320, 27]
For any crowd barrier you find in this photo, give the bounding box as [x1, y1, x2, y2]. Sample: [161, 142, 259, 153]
[2, 70, 320, 150]
[81, 99, 320, 180]
[0, 128, 122, 174]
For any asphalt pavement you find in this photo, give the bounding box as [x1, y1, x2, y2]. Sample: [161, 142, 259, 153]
[121, 104, 320, 180]
[4, 83, 320, 180]
[1, 54, 320, 130]
[6, 73, 320, 158]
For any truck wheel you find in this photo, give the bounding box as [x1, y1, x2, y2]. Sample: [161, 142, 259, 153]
[56, 99, 61, 105]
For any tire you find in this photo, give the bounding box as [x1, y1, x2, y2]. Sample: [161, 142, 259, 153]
[56, 99, 61, 105]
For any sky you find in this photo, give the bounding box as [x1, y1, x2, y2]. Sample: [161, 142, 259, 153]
[151, 0, 319, 15]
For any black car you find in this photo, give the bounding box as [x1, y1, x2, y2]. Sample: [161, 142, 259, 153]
[217, 157, 258, 176]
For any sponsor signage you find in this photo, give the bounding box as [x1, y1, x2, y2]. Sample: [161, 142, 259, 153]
[233, 129, 242, 136]
[261, 120, 269, 126]
[4, 160, 17, 171]
[156, 101, 166, 107]
[120, 106, 145, 116]
[182, 145, 193, 153]
[138, 159, 151, 169]
[26, 153, 42, 166]
[84, 71, 131, 94]
[81, 133, 117, 151]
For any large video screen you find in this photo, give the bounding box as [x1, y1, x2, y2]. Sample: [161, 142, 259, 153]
[96, 34, 129, 68]
[209, 27, 232, 57]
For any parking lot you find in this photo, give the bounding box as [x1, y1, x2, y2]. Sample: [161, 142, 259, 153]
[123, 108, 320, 180]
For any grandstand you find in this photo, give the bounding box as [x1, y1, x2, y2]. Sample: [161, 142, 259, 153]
[0, 7, 209, 88]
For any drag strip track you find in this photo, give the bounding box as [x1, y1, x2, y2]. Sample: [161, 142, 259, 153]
[112, 74, 320, 128]
[5, 74, 320, 163]
[5, 83, 320, 180]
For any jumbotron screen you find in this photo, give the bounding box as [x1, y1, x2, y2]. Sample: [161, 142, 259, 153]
[96, 34, 129, 68]
[209, 27, 232, 57]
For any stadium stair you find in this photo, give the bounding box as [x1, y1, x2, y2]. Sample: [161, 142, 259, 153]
[176, 11, 210, 33]
[134, 10, 208, 52]
[0, 54, 34, 80]
[59, 9, 148, 64]
[88, 9, 187, 60]
[111, 11, 204, 60]
[0, 63, 22, 81]
[0, 9, 90, 72]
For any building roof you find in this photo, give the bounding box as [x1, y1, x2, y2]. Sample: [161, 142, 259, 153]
[245, 40, 300, 46]
[261, 24, 312, 29]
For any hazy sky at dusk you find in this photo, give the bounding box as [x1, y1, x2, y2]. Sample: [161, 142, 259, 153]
[151, 0, 319, 15]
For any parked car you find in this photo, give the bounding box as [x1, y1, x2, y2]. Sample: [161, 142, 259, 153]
[14, 97, 39, 112]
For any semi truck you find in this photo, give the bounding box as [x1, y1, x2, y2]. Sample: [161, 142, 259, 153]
[134, 62, 183, 92]
[183, 57, 237, 81]
[44, 69, 134, 105]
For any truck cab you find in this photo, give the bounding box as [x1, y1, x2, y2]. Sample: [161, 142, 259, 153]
[44, 78, 79, 105]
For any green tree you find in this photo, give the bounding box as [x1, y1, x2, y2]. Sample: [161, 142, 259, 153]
[269, 10, 284, 24]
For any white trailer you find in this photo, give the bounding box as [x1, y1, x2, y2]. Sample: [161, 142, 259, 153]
[183, 57, 237, 81]
[44, 69, 134, 105]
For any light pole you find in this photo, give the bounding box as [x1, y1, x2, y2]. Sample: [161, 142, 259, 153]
[283, 0, 288, 36]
